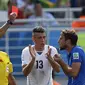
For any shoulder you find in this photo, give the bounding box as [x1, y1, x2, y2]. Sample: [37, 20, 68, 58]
[0, 51, 10, 62]
[22, 45, 34, 53]
[22, 46, 28, 51]
[49, 45, 56, 49]
[72, 46, 85, 56]
[73, 46, 84, 52]
[70, 46, 85, 61]
[45, 45, 57, 50]
[22, 46, 29, 53]
[0, 51, 9, 57]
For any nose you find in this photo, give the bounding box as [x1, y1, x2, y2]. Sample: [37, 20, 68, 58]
[58, 39, 60, 43]
[42, 38, 45, 42]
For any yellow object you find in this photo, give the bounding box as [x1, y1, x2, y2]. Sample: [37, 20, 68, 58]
[40, 0, 56, 8]
[0, 51, 13, 85]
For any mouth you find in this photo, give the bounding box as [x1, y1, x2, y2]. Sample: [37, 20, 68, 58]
[41, 43, 45, 46]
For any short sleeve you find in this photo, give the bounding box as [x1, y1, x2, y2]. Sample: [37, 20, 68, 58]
[72, 52, 82, 63]
[21, 47, 31, 66]
[21, 49, 28, 66]
[9, 62, 13, 73]
[51, 46, 58, 57]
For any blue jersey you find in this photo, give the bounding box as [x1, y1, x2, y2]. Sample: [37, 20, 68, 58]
[67, 46, 85, 85]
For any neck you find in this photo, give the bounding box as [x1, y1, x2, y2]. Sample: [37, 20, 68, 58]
[66, 45, 74, 53]
[34, 45, 44, 51]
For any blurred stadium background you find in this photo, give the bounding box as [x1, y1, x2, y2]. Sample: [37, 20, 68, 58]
[0, 0, 85, 85]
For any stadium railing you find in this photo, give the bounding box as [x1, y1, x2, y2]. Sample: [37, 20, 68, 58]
[0, 25, 85, 76]
[0, 7, 85, 77]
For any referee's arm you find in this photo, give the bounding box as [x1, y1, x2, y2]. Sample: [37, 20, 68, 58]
[0, 12, 16, 38]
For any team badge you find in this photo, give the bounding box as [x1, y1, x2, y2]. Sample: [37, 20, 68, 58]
[73, 52, 79, 59]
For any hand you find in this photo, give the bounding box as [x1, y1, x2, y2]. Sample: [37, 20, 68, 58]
[29, 45, 36, 59]
[54, 54, 61, 63]
[46, 46, 52, 59]
[9, 12, 17, 23]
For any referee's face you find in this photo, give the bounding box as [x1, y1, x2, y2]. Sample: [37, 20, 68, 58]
[32, 33, 46, 47]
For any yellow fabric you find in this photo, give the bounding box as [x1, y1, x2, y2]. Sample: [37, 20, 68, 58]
[0, 51, 13, 85]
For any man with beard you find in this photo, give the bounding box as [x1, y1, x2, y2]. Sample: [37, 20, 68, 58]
[54, 29, 85, 85]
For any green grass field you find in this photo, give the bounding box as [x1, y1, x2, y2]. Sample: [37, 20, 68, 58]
[77, 32, 85, 51]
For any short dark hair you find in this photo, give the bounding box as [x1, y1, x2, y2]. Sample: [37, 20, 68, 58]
[32, 26, 45, 35]
[61, 29, 78, 45]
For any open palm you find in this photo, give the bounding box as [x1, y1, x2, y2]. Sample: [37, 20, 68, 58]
[29, 45, 36, 59]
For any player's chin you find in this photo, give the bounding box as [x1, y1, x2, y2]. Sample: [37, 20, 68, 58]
[60, 46, 65, 50]
[41, 43, 45, 47]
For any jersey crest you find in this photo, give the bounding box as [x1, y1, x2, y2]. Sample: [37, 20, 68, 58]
[73, 52, 79, 59]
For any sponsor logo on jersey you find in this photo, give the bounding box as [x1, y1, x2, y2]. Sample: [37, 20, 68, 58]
[73, 52, 79, 59]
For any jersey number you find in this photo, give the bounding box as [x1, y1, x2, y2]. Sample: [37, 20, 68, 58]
[36, 60, 43, 69]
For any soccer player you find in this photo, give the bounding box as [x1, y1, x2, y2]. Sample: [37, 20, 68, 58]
[0, 51, 16, 85]
[0, 12, 17, 85]
[54, 29, 85, 85]
[21, 26, 60, 85]
[0, 12, 16, 38]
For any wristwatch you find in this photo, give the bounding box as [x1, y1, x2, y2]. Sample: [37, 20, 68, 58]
[7, 20, 13, 25]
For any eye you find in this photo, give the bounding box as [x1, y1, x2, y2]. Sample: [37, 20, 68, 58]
[43, 36, 46, 39]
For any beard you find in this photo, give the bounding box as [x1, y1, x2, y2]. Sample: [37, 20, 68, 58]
[59, 45, 67, 50]
[59, 47, 65, 50]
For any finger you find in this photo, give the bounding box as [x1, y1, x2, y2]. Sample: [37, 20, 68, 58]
[29, 44, 32, 55]
[10, 12, 17, 17]
[45, 53, 48, 57]
[48, 45, 50, 50]
[53, 56, 57, 61]
[33, 47, 36, 56]
[54, 54, 59, 58]
[12, 13, 17, 18]
[9, 12, 17, 21]
[29, 44, 31, 49]
[48, 46, 51, 55]
[54, 54, 61, 58]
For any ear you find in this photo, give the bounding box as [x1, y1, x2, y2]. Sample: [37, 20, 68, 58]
[32, 36, 34, 42]
[66, 39, 70, 45]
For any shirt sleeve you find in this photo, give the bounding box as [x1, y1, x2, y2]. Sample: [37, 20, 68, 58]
[51, 46, 58, 58]
[21, 47, 31, 66]
[72, 51, 82, 63]
[9, 62, 13, 73]
[21, 49, 28, 66]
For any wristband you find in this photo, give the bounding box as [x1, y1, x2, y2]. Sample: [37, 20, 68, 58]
[7, 20, 13, 25]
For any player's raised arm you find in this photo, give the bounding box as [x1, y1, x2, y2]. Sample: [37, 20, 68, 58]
[22, 45, 36, 76]
[46, 46, 60, 72]
[0, 12, 17, 38]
